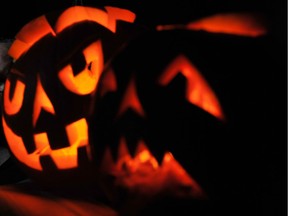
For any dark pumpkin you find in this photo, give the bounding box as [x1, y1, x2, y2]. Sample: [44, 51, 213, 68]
[1, 5, 143, 193]
[88, 13, 269, 214]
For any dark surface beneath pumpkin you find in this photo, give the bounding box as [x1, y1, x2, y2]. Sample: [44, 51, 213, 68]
[0, 0, 286, 216]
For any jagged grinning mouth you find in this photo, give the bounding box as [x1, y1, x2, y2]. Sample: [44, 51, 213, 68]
[99, 137, 206, 199]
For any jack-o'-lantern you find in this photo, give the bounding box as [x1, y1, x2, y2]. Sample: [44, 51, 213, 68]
[1, 5, 143, 193]
[88, 13, 268, 214]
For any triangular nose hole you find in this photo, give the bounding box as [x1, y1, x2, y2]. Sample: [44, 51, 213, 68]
[33, 75, 55, 127]
[117, 77, 145, 118]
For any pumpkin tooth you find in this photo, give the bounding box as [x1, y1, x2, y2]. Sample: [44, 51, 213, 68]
[161, 152, 174, 164]
[161, 152, 188, 174]
[117, 137, 132, 161]
[134, 140, 164, 165]
[161, 152, 206, 199]
[134, 140, 159, 169]
[99, 147, 115, 173]
[115, 137, 132, 171]
[134, 140, 148, 156]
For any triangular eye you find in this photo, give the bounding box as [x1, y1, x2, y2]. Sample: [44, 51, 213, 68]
[117, 77, 145, 117]
[58, 41, 103, 95]
[157, 13, 267, 37]
[158, 55, 224, 120]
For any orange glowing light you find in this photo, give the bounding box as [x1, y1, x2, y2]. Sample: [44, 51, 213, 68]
[55, 6, 108, 33]
[3, 5, 137, 173]
[2, 117, 42, 170]
[117, 77, 145, 117]
[8, 6, 136, 61]
[134, 141, 159, 169]
[157, 13, 266, 37]
[55, 6, 136, 34]
[99, 69, 117, 97]
[160, 152, 204, 198]
[100, 147, 115, 172]
[117, 137, 132, 161]
[159, 55, 224, 120]
[3, 79, 25, 115]
[66, 118, 89, 148]
[58, 41, 103, 95]
[115, 139, 159, 173]
[104, 6, 136, 33]
[0, 185, 118, 216]
[99, 138, 205, 199]
[40, 118, 90, 169]
[2, 116, 90, 171]
[8, 16, 55, 60]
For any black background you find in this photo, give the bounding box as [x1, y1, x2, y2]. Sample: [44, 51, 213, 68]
[0, 0, 286, 39]
[0, 0, 286, 215]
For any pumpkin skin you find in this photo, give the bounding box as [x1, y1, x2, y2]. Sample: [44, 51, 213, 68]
[1, 5, 143, 193]
[88, 13, 270, 213]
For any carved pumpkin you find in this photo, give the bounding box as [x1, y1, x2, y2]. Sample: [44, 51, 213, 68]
[1, 5, 143, 193]
[88, 13, 268, 214]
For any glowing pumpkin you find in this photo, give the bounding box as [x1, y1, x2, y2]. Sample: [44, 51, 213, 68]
[1, 5, 142, 193]
[88, 13, 267, 214]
